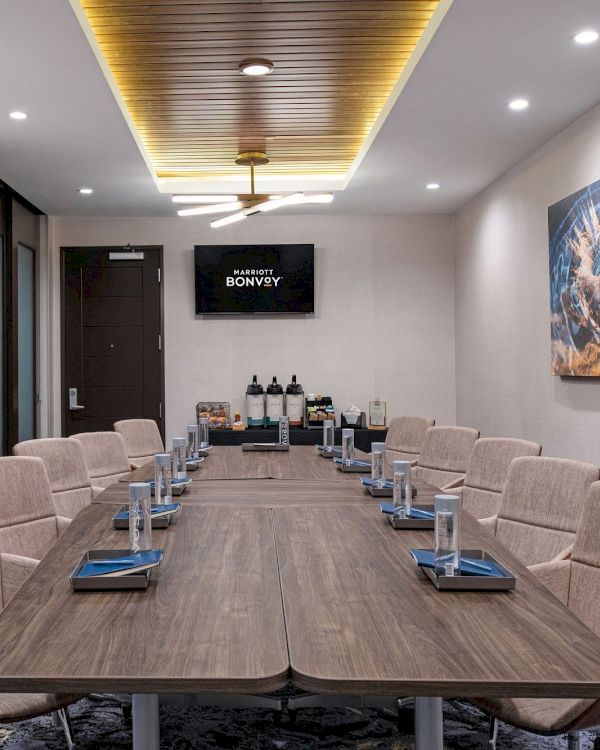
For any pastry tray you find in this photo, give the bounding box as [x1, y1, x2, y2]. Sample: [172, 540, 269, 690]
[71, 549, 152, 591]
[112, 505, 175, 530]
[418, 549, 517, 591]
[242, 443, 289, 451]
[387, 504, 435, 529]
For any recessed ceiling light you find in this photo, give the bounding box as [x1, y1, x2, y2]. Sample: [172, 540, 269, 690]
[78, 187, 93, 195]
[426, 183, 440, 190]
[508, 98, 529, 111]
[573, 29, 599, 45]
[9, 111, 27, 120]
[238, 59, 274, 76]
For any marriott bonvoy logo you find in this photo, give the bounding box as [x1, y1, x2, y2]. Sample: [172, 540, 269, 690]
[226, 268, 283, 288]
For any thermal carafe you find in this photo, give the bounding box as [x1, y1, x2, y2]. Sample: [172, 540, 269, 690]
[266, 377, 284, 427]
[285, 374, 304, 427]
[246, 375, 265, 429]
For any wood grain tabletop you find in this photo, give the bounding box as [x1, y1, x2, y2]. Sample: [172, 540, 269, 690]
[0, 504, 288, 694]
[274, 504, 600, 698]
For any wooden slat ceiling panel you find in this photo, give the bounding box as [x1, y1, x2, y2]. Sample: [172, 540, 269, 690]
[79, 0, 440, 181]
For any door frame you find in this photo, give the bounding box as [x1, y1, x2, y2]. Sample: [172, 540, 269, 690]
[59, 245, 165, 441]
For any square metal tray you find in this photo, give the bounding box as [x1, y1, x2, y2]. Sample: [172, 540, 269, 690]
[388, 504, 434, 529]
[418, 549, 517, 591]
[241, 443, 289, 451]
[366, 484, 418, 498]
[316, 446, 342, 458]
[112, 505, 174, 530]
[337, 461, 371, 473]
[71, 549, 152, 591]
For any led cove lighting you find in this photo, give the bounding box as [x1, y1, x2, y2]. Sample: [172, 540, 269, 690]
[573, 29, 599, 45]
[508, 98, 529, 111]
[426, 183, 440, 190]
[238, 59, 274, 77]
[78, 187, 93, 194]
[9, 111, 27, 120]
[178, 201, 243, 217]
[172, 194, 237, 204]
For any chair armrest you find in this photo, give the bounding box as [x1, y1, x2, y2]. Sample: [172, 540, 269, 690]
[55, 516, 72, 535]
[0, 553, 39, 607]
[91, 486, 105, 498]
[478, 515, 498, 535]
[130, 461, 141, 470]
[441, 476, 465, 491]
[528, 559, 571, 604]
[552, 544, 574, 562]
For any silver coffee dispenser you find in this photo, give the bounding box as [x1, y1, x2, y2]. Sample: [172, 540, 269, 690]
[246, 375, 265, 429]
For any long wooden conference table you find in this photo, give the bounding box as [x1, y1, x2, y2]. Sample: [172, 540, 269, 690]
[0, 445, 599, 750]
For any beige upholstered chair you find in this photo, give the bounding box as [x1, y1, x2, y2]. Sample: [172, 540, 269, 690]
[413, 425, 479, 490]
[385, 416, 435, 466]
[13, 437, 102, 519]
[73, 431, 131, 488]
[114, 418, 164, 468]
[474, 481, 600, 750]
[455, 437, 542, 519]
[0, 456, 81, 746]
[479, 456, 599, 567]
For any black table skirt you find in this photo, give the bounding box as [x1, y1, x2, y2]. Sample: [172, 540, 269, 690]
[209, 427, 387, 453]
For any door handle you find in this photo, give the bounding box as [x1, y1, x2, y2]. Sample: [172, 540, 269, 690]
[68, 387, 85, 411]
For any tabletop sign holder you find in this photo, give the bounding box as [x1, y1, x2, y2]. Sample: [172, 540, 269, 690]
[416, 548, 517, 591]
[388, 504, 435, 530]
[70, 550, 153, 591]
[112, 505, 178, 530]
[368, 399, 387, 429]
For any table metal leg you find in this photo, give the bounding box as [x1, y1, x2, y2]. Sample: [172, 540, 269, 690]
[415, 696, 443, 750]
[132, 693, 159, 750]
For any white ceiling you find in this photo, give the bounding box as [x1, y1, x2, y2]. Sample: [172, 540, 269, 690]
[1, 0, 600, 217]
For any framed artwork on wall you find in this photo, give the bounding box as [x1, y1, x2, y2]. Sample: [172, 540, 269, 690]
[548, 177, 600, 376]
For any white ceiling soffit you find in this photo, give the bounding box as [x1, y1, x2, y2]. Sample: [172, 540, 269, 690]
[0, 0, 599, 216]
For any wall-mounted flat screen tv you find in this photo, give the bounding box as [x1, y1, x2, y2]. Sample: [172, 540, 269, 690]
[194, 244, 314, 314]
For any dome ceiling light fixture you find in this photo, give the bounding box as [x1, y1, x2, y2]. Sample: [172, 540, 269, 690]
[238, 58, 274, 76]
[175, 152, 334, 227]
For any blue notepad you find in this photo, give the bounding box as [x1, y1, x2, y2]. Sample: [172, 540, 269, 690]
[76, 549, 164, 578]
[380, 502, 434, 519]
[333, 458, 371, 467]
[410, 549, 506, 577]
[113, 503, 180, 521]
[361, 477, 393, 489]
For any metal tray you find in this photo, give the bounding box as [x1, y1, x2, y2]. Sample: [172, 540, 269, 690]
[366, 484, 418, 498]
[388, 504, 434, 529]
[241, 443, 289, 451]
[337, 461, 371, 473]
[71, 549, 152, 591]
[112, 505, 174, 530]
[418, 549, 517, 591]
[316, 446, 342, 458]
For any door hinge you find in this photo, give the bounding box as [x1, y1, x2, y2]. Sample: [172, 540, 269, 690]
[159, 402, 162, 418]
[158, 334, 162, 351]
[157, 268, 161, 283]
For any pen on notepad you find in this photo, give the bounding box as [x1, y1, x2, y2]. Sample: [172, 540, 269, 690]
[463, 559, 493, 572]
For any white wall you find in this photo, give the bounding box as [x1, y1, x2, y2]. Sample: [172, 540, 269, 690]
[455, 103, 600, 463]
[49, 214, 456, 442]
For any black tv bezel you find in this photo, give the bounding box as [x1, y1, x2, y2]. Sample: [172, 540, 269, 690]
[194, 243, 315, 316]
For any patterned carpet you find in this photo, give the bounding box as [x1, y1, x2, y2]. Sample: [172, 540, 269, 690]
[0, 694, 598, 749]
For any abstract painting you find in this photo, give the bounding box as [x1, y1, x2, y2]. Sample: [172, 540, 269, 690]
[548, 178, 600, 375]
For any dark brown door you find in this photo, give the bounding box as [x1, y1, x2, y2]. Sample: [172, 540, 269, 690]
[62, 247, 164, 437]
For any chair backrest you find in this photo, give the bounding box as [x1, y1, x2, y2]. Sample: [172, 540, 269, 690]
[415, 425, 480, 489]
[461, 437, 542, 519]
[385, 416, 435, 463]
[496, 456, 599, 567]
[114, 419, 164, 466]
[0, 457, 59, 607]
[13, 438, 94, 519]
[72, 431, 131, 488]
[568, 482, 600, 637]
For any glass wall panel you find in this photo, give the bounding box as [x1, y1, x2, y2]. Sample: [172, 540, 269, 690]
[17, 243, 35, 441]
